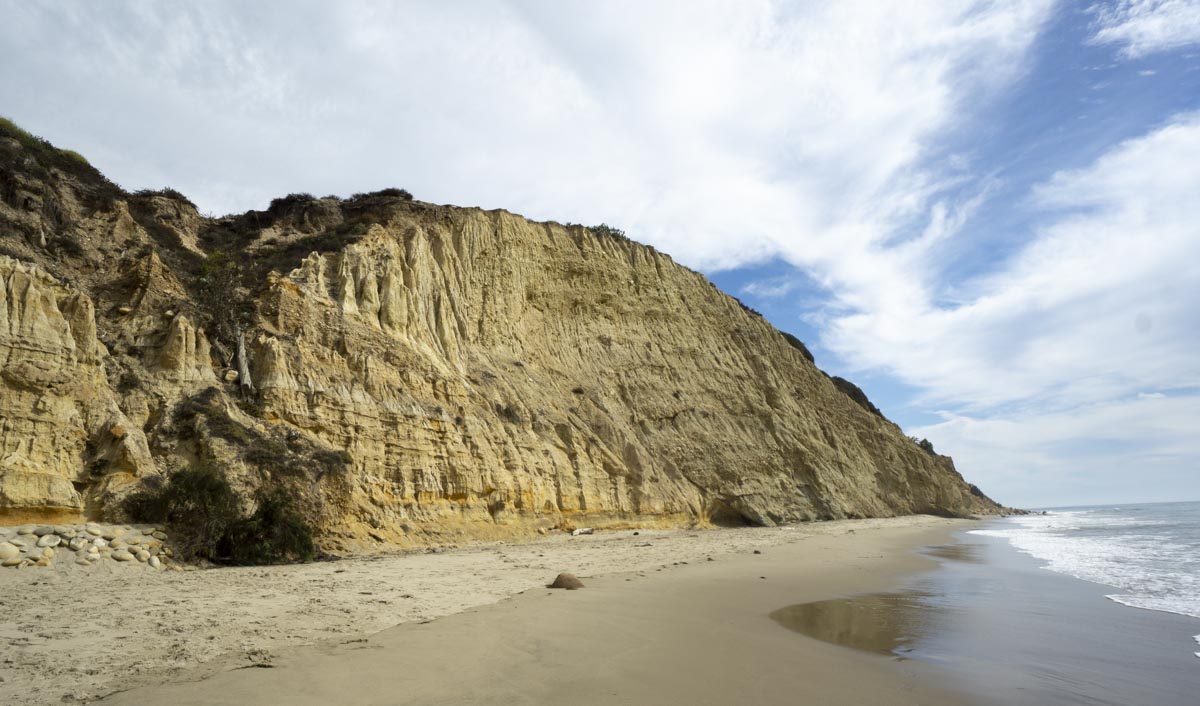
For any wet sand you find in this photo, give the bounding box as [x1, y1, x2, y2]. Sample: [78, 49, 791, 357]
[81, 517, 971, 706]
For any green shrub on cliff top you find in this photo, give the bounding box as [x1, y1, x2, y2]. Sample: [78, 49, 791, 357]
[0, 116, 51, 151]
[0, 116, 119, 204]
[1, 116, 93, 169]
[780, 332, 814, 363]
[909, 436, 936, 455]
[587, 223, 629, 242]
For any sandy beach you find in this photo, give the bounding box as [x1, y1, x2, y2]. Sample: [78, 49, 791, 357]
[1, 516, 971, 705]
[0, 513, 969, 706]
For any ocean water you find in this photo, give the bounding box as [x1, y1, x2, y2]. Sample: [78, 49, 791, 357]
[970, 500, 1200, 656]
[770, 504, 1200, 703]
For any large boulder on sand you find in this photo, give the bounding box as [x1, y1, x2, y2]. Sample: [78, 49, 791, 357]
[548, 572, 585, 590]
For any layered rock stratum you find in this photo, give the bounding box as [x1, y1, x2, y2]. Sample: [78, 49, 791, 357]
[0, 120, 1001, 548]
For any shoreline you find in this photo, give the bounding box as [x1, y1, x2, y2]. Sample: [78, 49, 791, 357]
[892, 521, 1200, 705]
[1, 515, 971, 706]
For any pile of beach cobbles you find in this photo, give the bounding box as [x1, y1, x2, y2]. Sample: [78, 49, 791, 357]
[0, 523, 179, 570]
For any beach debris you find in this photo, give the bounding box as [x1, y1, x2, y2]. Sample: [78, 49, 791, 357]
[753, 549, 762, 554]
[243, 647, 274, 667]
[571, 528, 594, 536]
[548, 572, 585, 590]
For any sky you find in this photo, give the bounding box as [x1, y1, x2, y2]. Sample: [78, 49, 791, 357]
[1, 1, 1197, 508]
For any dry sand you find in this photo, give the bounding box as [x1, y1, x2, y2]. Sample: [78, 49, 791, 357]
[1, 516, 973, 705]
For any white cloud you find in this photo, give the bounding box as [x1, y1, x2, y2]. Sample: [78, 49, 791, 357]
[830, 113, 1200, 506]
[0, 0, 1054, 271]
[909, 393, 1200, 507]
[827, 113, 1200, 412]
[740, 278, 799, 300]
[1089, 0, 1200, 57]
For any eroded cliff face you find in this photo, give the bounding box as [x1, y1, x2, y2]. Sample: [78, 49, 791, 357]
[0, 124, 1001, 547]
[0, 256, 158, 521]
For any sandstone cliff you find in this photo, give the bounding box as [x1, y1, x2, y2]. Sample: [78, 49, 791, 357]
[0, 120, 1001, 547]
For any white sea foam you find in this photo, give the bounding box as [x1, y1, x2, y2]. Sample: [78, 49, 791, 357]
[970, 507, 1200, 623]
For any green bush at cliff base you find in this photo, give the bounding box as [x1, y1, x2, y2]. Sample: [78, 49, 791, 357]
[123, 464, 240, 560]
[219, 491, 316, 565]
[123, 465, 316, 565]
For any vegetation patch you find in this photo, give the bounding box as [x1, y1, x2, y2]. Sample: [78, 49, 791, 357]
[781, 332, 814, 362]
[131, 187, 196, 208]
[194, 250, 255, 344]
[123, 465, 316, 564]
[48, 233, 84, 257]
[910, 436, 936, 455]
[174, 388, 252, 444]
[175, 388, 352, 482]
[122, 464, 244, 561]
[360, 187, 413, 200]
[0, 116, 120, 205]
[267, 192, 317, 213]
[219, 489, 317, 564]
[732, 296, 763, 318]
[830, 375, 883, 417]
[588, 223, 630, 242]
[496, 402, 524, 424]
